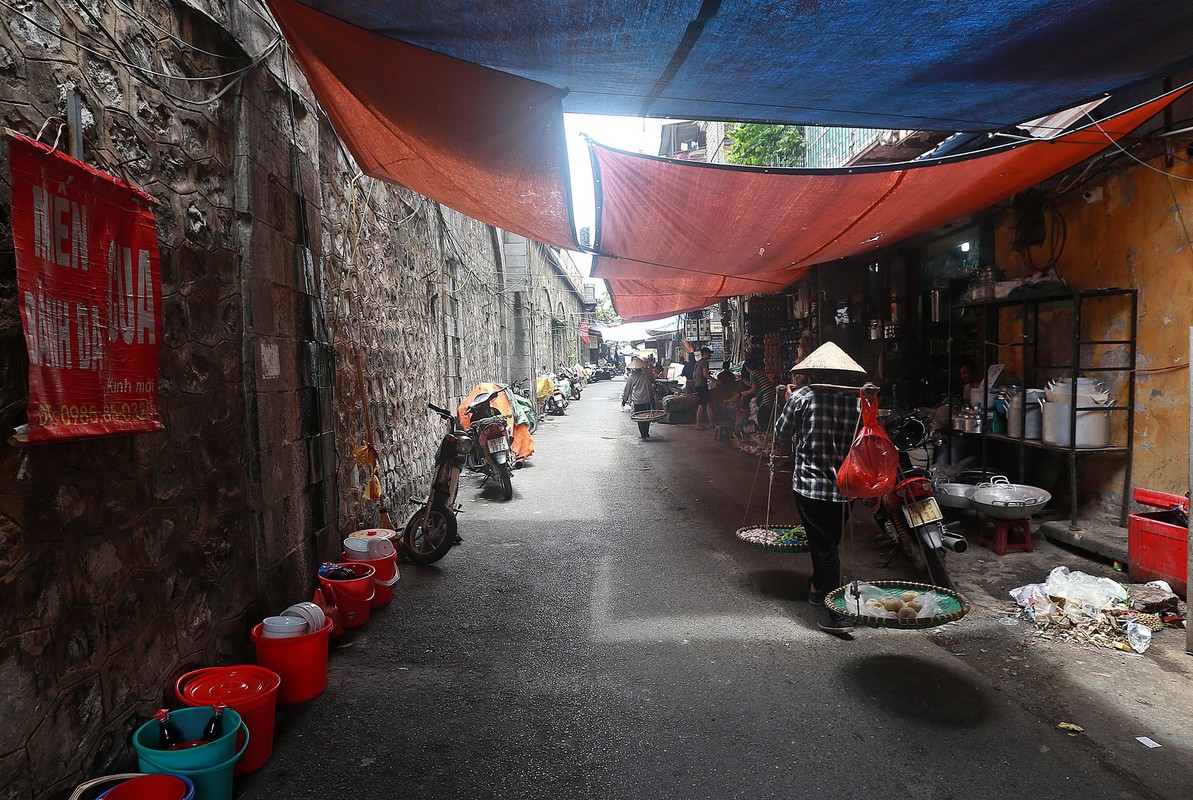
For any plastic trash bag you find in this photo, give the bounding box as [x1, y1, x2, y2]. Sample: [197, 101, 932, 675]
[1043, 566, 1128, 619]
[1009, 583, 1058, 620]
[836, 393, 899, 499]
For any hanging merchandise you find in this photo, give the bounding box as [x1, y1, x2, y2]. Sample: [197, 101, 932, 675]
[734, 403, 809, 553]
[828, 386, 972, 631]
[825, 580, 970, 629]
[836, 391, 899, 499]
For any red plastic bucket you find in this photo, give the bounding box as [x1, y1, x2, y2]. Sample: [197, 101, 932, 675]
[318, 563, 376, 628]
[250, 617, 332, 704]
[341, 551, 399, 608]
[174, 666, 280, 776]
[98, 774, 193, 799]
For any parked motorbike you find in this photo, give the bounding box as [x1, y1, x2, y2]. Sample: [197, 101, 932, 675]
[864, 412, 966, 590]
[403, 402, 467, 564]
[555, 369, 577, 402]
[653, 377, 682, 399]
[509, 378, 539, 434]
[560, 365, 583, 400]
[542, 372, 570, 415]
[462, 389, 515, 500]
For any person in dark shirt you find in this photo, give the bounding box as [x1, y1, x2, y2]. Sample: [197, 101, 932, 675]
[692, 347, 714, 430]
[740, 359, 777, 432]
[775, 342, 867, 637]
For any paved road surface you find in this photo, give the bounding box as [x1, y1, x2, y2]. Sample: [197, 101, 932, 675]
[239, 377, 1179, 799]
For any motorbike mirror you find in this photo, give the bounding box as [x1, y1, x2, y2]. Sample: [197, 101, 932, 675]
[888, 417, 927, 451]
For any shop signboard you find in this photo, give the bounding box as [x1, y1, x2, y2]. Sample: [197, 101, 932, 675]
[6, 130, 164, 442]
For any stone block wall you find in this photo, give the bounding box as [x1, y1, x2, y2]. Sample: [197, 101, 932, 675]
[0, 2, 588, 797]
[0, 4, 257, 797]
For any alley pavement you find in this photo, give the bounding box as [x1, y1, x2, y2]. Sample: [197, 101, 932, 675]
[238, 377, 1193, 799]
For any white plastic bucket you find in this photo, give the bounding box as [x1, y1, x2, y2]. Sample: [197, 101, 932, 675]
[1041, 400, 1110, 448]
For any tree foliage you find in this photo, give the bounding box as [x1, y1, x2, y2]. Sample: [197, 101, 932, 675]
[725, 124, 806, 168]
[594, 290, 621, 325]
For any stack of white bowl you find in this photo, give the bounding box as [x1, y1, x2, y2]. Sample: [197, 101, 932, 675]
[343, 536, 396, 560]
[261, 601, 326, 638]
[261, 615, 309, 639]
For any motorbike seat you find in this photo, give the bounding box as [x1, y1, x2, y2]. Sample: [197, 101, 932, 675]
[467, 390, 503, 416]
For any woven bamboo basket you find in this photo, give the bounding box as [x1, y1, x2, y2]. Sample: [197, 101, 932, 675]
[826, 580, 970, 630]
[734, 523, 810, 553]
[630, 409, 666, 422]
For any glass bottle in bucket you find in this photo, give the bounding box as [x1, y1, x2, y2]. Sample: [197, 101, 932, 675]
[154, 709, 182, 749]
[202, 702, 226, 741]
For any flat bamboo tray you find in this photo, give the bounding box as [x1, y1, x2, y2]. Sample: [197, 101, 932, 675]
[630, 409, 666, 422]
[735, 523, 810, 553]
[826, 580, 970, 630]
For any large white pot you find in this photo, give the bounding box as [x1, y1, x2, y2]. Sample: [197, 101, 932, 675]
[1041, 399, 1110, 448]
[1044, 378, 1109, 404]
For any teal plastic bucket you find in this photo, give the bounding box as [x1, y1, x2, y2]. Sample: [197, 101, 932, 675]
[132, 707, 248, 800]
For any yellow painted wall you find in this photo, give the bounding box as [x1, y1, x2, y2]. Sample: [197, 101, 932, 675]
[993, 149, 1193, 513]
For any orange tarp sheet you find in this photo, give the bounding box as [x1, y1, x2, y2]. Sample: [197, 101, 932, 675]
[266, 0, 576, 250]
[594, 90, 1186, 321]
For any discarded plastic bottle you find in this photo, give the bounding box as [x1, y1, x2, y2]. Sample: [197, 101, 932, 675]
[155, 709, 181, 749]
[201, 703, 226, 741]
[1126, 621, 1152, 654]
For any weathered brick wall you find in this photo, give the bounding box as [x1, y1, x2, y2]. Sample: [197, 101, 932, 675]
[0, 2, 580, 797]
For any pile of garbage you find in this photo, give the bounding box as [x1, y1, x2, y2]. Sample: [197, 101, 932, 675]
[1009, 566, 1185, 654]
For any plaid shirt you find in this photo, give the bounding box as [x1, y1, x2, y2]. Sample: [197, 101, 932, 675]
[775, 385, 862, 502]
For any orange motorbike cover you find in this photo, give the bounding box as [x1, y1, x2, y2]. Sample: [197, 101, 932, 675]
[457, 383, 534, 461]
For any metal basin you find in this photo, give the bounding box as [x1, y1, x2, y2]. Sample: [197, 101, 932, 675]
[968, 476, 1051, 519]
[935, 482, 975, 509]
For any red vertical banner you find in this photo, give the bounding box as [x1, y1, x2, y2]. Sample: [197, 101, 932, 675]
[6, 132, 164, 442]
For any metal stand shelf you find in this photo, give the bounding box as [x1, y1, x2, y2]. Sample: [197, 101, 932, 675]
[950, 288, 1137, 529]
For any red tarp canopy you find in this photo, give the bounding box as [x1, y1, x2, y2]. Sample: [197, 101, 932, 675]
[266, 0, 577, 250]
[594, 90, 1184, 321]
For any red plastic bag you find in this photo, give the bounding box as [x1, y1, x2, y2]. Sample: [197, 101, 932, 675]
[837, 392, 899, 499]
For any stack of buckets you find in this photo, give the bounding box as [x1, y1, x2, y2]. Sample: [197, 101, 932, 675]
[131, 706, 248, 800]
[335, 531, 400, 618]
[174, 667, 281, 776]
[116, 529, 402, 797]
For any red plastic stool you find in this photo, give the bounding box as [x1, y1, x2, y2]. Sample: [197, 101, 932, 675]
[978, 516, 1033, 556]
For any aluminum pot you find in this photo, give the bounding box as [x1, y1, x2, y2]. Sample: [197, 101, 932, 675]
[935, 481, 975, 509]
[968, 476, 1051, 519]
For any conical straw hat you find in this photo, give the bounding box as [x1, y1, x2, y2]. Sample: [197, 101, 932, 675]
[789, 341, 866, 374]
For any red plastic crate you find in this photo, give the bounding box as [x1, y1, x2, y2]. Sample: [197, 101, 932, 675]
[1128, 488, 1188, 598]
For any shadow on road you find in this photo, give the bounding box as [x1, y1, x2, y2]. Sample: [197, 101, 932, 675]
[743, 568, 806, 602]
[845, 654, 994, 727]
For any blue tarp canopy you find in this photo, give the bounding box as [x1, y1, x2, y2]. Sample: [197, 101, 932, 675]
[285, 0, 1193, 130]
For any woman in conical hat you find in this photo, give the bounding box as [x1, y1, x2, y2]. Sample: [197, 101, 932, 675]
[776, 340, 866, 638]
[789, 341, 866, 375]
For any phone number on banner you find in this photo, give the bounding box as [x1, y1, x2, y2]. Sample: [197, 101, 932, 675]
[34, 401, 159, 427]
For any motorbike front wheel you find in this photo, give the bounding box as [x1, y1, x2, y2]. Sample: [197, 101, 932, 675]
[403, 501, 458, 564]
[497, 461, 513, 501]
